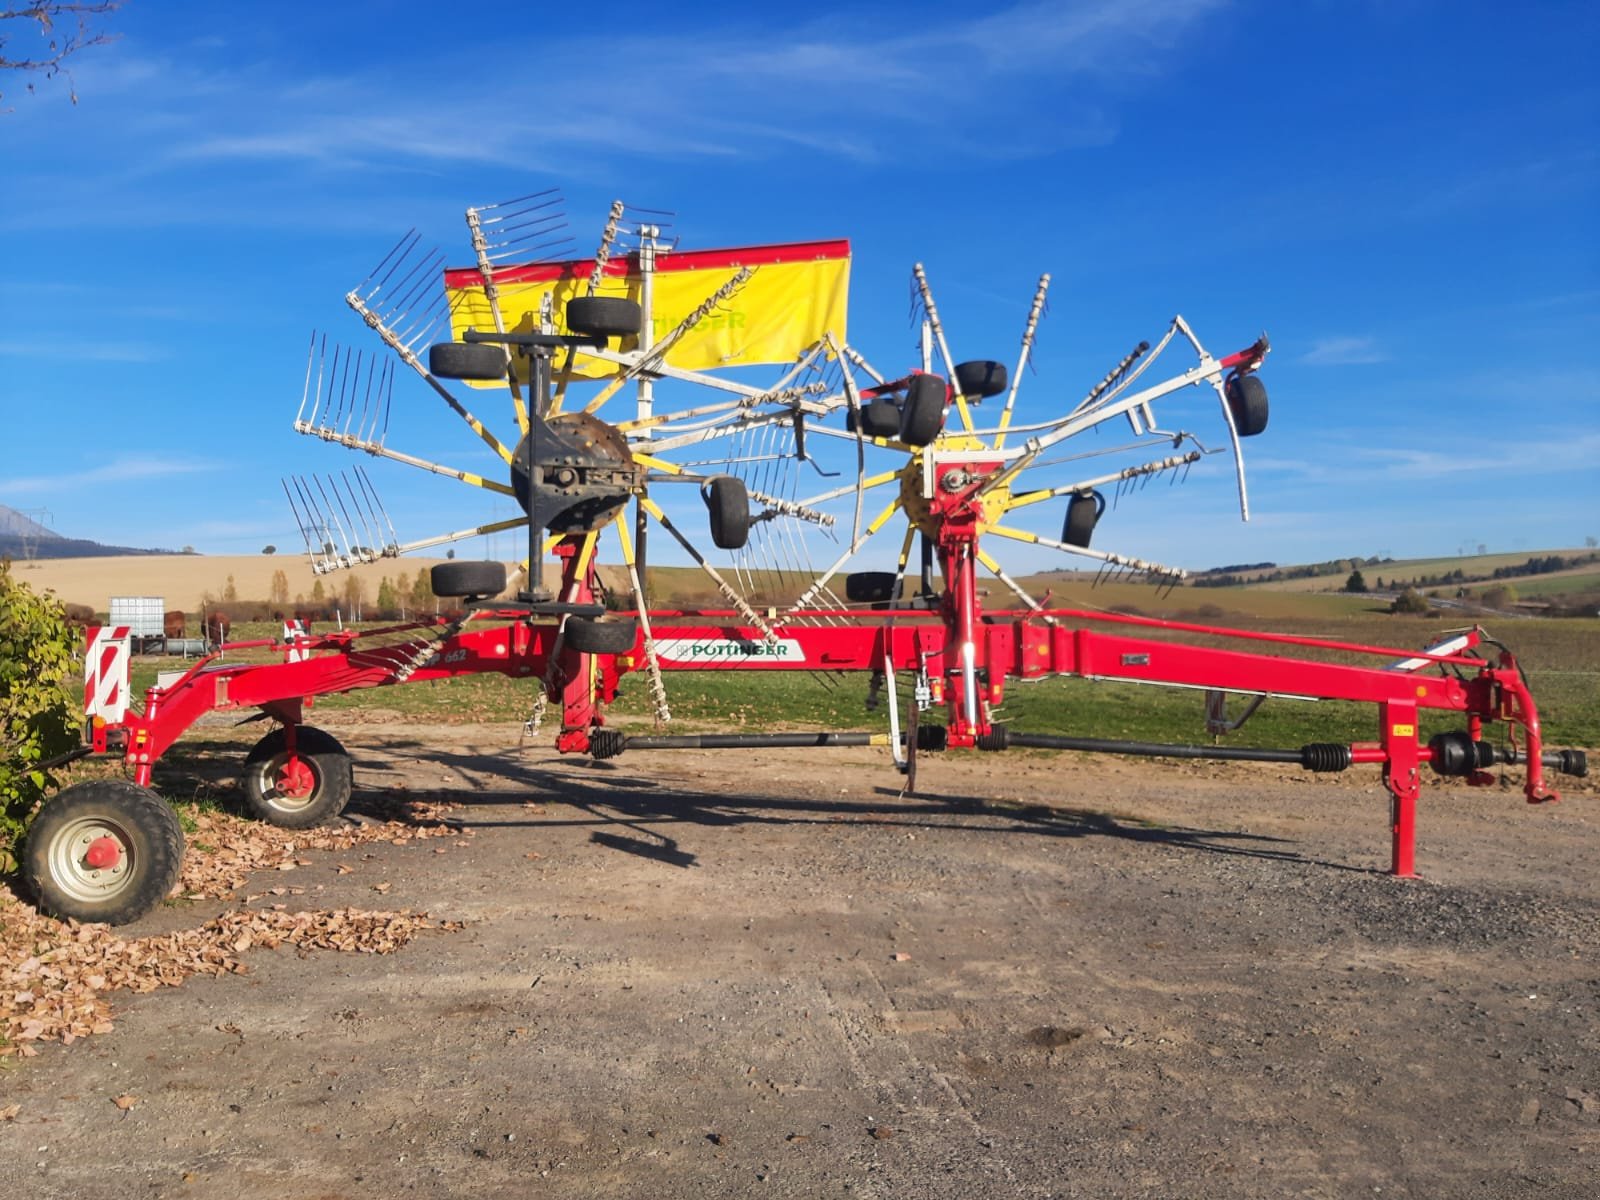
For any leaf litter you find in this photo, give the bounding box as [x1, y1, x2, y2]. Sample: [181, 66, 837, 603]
[1, 796, 469, 1062]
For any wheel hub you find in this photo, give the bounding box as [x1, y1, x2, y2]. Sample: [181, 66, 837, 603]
[276, 758, 316, 798]
[84, 835, 122, 870]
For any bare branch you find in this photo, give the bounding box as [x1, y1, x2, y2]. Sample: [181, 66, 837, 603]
[0, 3, 122, 107]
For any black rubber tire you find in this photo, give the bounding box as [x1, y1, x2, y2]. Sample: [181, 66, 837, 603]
[431, 560, 507, 598]
[24, 780, 185, 925]
[567, 296, 642, 338]
[1062, 489, 1105, 548]
[899, 375, 948, 446]
[705, 475, 751, 550]
[858, 399, 902, 439]
[845, 571, 899, 604]
[1226, 373, 1269, 437]
[241, 726, 353, 829]
[564, 616, 639, 656]
[429, 341, 508, 381]
[955, 360, 1008, 399]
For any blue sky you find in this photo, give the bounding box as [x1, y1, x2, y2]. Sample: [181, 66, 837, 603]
[1, 0, 1596, 577]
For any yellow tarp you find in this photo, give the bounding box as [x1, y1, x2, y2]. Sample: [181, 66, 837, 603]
[443, 240, 850, 386]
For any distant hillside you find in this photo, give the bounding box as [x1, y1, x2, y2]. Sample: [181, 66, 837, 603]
[0, 504, 178, 559]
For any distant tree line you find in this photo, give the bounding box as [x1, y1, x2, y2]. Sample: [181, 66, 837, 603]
[1193, 555, 1396, 589]
[1194, 551, 1598, 592]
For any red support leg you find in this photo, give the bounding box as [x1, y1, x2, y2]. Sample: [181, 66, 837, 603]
[1380, 701, 1421, 878]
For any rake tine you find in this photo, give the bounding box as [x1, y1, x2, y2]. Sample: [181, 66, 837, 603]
[281, 478, 315, 559]
[357, 229, 420, 296]
[343, 469, 387, 556]
[290, 476, 334, 569]
[485, 236, 577, 262]
[995, 272, 1050, 450]
[385, 250, 446, 324]
[336, 470, 374, 556]
[296, 330, 318, 426]
[474, 186, 563, 214]
[331, 343, 354, 430]
[398, 295, 451, 352]
[353, 351, 377, 441]
[356, 465, 401, 553]
[335, 474, 370, 559]
[306, 332, 330, 429]
[311, 475, 354, 564]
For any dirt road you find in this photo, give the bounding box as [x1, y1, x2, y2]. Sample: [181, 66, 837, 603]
[2, 721, 1597, 1198]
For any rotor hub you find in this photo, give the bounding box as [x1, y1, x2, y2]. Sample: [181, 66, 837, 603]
[510, 412, 642, 535]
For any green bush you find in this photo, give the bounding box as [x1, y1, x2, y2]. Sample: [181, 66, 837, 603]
[1389, 587, 1432, 614]
[0, 562, 79, 855]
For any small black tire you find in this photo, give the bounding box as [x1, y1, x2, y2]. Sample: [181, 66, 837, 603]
[567, 296, 642, 338]
[24, 780, 185, 925]
[432, 560, 507, 598]
[858, 399, 903, 439]
[705, 475, 751, 550]
[955, 360, 1008, 399]
[899, 375, 948, 446]
[1062, 490, 1105, 548]
[845, 571, 899, 604]
[241, 726, 353, 829]
[1226, 374, 1269, 437]
[429, 342, 508, 381]
[565, 616, 638, 656]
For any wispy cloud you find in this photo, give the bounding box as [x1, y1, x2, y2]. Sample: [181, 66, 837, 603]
[26, 1, 1226, 178]
[0, 339, 167, 363]
[0, 456, 217, 496]
[1250, 431, 1600, 484]
[1299, 336, 1388, 366]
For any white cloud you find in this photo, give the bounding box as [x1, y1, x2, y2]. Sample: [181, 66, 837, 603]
[1299, 336, 1388, 366]
[0, 455, 217, 496]
[1249, 431, 1600, 484]
[0, 338, 166, 363]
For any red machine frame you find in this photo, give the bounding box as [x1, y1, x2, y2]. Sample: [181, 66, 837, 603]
[87, 523, 1578, 880]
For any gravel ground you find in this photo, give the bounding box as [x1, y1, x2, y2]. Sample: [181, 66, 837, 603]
[1, 720, 1596, 1199]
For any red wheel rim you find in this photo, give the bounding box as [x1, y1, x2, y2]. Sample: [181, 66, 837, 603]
[275, 758, 316, 798]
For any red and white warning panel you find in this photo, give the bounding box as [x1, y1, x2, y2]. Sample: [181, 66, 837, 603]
[83, 625, 132, 726]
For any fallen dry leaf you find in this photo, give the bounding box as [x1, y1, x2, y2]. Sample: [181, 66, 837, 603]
[113, 1094, 138, 1110]
[0, 793, 470, 1060]
[0, 1104, 19, 1121]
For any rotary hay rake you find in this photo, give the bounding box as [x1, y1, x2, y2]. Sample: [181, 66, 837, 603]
[25, 194, 1587, 924]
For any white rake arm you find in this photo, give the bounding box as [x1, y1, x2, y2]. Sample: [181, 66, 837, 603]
[983, 522, 1187, 581]
[976, 546, 1058, 626]
[614, 382, 830, 434]
[292, 423, 516, 497]
[911, 263, 971, 433]
[795, 467, 901, 510]
[995, 272, 1050, 451]
[580, 268, 755, 416]
[998, 451, 1204, 513]
[465, 204, 529, 434]
[394, 516, 529, 556]
[630, 453, 834, 528]
[639, 497, 780, 644]
[347, 290, 516, 466]
[613, 512, 671, 723]
[587, 200, 626, 295]
[1010, 344, 1232, 463]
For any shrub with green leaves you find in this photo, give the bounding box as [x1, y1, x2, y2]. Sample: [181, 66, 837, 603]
[0, 561, 79, 854]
